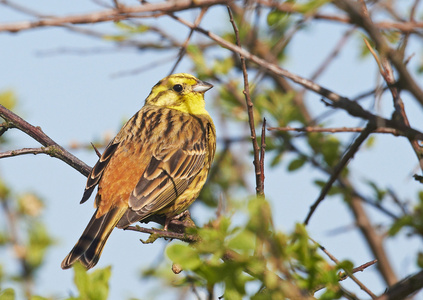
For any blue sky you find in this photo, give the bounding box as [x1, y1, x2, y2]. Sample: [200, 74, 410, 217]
[1, 1, 423, 299]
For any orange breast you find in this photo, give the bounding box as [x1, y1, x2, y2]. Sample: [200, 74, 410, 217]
[96, 138, 148, 217]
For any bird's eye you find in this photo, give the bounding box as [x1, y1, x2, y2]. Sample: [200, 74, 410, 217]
[173, 84, 183, 92]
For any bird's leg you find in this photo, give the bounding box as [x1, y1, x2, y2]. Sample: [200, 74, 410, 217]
[163, 210, 192, 231]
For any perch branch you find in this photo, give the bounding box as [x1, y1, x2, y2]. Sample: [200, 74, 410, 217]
[0, 104, 91, 177]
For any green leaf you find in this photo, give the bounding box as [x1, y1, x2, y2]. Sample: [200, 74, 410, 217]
[365, 135, 376, 148]
[30, 296, 49, 300]
[287, 157, 306, 171]
[0, 90, 17, 110]
[227, 229, 256, 252]
[73, 264, 111, 300]
[296, 0, 330, 14]
[26, 222, 54, 270]
[0, 288, 15, 300]
[166, 243, 202, 270]
[365, 180, 386, 202]
[389, 215, 413, 236]
[0, 178, 11, 200]
[115, 22, 149, 33]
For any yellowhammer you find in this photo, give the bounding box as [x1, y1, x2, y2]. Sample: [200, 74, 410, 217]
[61, 73, 216, 270]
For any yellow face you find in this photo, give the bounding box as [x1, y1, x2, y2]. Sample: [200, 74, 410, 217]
[145, 73, 213, 115]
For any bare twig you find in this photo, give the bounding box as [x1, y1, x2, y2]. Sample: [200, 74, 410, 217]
[173, 18, 423, 141]
[349, 188, 398, 285]
[268, 126, 400, 135]
[339, 260, 378, 281]
[0, 146, 57, 158]
[309, 27, 356, 82]
[304, 122, 376, 225]
[0, 0, 232, 32]
[0, 105, 91, 177]
[364, 28, 423, 172]
[334, 0, 423, 107]
[257, 0, 423, 34]
[168, 7, 207, 75]
[259, 118, 266, 194]
[312, 237, 377, 299]
[227, 6, 263, 196]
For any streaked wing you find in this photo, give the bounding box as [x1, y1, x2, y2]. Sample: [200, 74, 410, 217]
[128, 142, 207, 215]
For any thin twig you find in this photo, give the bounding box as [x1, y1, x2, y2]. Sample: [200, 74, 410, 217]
[227, 6, 263, 196]
[168, 7, 207, 75]
[268, 126, 400, 135]
[364, 26, 423, 172]
[311, 237, 377, 299]
[259, 118, 266, 194]
[0, 105, 91, 177]
[173, 18, 423, 141]
[0, 146, 57, 158]
[304, 122, 376, 225]
[334, 0, 423, 107]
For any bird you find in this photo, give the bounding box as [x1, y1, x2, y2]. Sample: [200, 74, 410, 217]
[61, 73, 216, 270]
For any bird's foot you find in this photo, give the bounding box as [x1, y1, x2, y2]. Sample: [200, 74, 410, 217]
[163, 210, 195, 232]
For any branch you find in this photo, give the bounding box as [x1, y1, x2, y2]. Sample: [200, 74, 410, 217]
[259, 118, 267, 194]
[168, 7, 207, 75]
[311, 237, 377, 298]
[363, 25, 423, 172]
[304, 122, 375, 225]
[268, 126, 400, 135]
[376, 270, 423, 300]
[172, 18, 423, 141]
[227, 6, 263, 197]
[125, 225, 198, 244]
[257, 0, 423, 34]
[0, 0, 232, 32]
[334, 0, 423, 107]
[0, 105, 91, 177]
[0, 146, 58, 158]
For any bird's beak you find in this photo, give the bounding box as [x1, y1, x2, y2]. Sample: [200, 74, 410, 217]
[192, 80, 213, 93]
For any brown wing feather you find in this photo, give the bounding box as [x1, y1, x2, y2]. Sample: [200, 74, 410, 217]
[83, 106, 212, 228]
[80, 141, 120, 204]
[128, 147, 205, 213]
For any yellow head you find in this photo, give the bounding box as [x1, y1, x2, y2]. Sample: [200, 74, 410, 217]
[145, 73, 213, 115]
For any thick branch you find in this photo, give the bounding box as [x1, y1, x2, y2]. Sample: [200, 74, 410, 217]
[376, 270, 423, 300]
[0, 105, 91, 177]
[258, 0, 423, 34]
[0, 0, 232, 33]
[173, 19, 423, 141]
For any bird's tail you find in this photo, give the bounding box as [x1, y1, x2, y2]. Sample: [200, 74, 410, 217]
[61, 206, 126, 270]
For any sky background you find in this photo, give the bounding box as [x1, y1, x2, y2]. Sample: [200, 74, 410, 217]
[1, 1, 423, 299]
